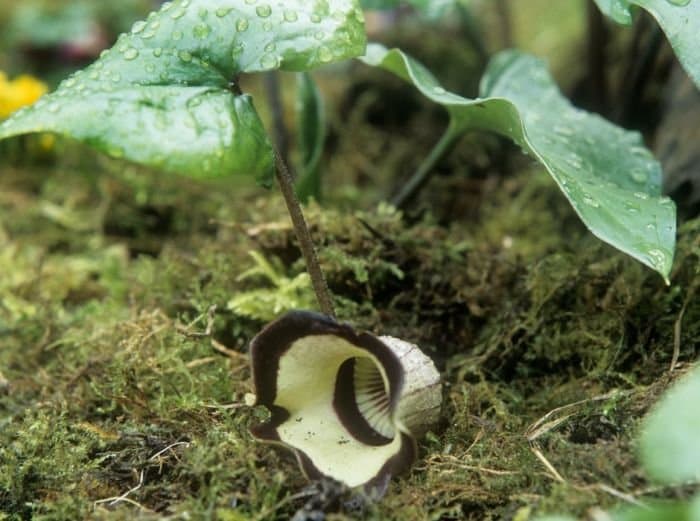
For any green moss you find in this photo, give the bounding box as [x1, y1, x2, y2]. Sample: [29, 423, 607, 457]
[2, 59, 700, 521]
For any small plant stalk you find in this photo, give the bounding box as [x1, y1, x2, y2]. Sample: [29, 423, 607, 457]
[274, 147, 336, 317]
[391, 126, 461, 209]
[265, 71, 292, 170]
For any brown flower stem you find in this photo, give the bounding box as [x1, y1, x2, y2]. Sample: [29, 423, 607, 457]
[273, 147, 336, 317]
[264, 71, 292, 171]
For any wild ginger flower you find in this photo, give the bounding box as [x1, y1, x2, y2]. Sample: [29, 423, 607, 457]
[248, 311, 441, 490]
[0, 72, 48, 119]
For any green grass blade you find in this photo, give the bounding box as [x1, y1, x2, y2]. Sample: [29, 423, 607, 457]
[295, 72, 326, 202]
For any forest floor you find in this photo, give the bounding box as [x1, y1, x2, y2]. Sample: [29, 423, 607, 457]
[2, 37, 700, 521]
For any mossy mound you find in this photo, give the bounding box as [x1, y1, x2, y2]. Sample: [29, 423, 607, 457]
[1, 142, 698, 520]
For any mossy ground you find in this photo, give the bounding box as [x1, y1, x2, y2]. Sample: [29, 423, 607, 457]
[2, 20, 700, 521]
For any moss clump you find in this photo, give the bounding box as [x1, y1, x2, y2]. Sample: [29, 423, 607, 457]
[1, 146, 698, 520]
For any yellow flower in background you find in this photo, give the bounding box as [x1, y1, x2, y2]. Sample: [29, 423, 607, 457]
[0, 71, 48, 119]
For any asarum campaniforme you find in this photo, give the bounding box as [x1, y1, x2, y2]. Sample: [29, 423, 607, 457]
[248, 311, 441, 489]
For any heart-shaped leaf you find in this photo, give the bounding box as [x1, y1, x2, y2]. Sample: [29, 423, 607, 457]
[593, 0, 700, 88]
[361, 44, 676, 281]
[0, 0, 366, 184]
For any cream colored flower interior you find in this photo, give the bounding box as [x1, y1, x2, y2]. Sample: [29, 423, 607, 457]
[274, 334, 406, 488]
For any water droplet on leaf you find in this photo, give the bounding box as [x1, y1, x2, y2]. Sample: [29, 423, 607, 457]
[131, 21, 147, 34]
[124, 48, 139, 60]
[582, 194, 600, 207]
[256, 4, 272, 17]
[193, 23, 211, 38]
[236, 18, 249, 31]
[260, 53, 279, 69]
[318, 46, 333, 63]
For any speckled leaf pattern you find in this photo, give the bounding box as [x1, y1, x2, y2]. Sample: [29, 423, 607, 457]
[641, 366, 700, 484]
[0, 0, 366, 183]
[593, 0, 700, 88]
[361, 44, 676, 280]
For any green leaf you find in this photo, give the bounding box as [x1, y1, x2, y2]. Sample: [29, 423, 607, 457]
[360, 44, 676, 281]
[611, 496, 700, 521]
[593, 0, 700, 88]
[361, 0, 458, 18]
[640, 366, 700, 484]
[295, 72, 326, 202]
[0, 0, 367, 184]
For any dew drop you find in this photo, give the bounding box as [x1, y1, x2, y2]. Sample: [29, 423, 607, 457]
[64, 78, 77, 88]
[264, 42, 276, 52]
[262, 21, 272, 31]
[582, 194, 600, 207]
[564, 154, 583, 169]
[629, 146, 649, 157]
[161, 1, 173, 11]
[145, 63, 156, 73]
[179, 50, 193, 62]
[554, 125, 574, 137]
[310, 13, 322, 23]
[259, 53, 279, 68]
[172, 30, 183, 40]
[633, 192, 649, 200]
[231, 43, 244, 57]
[256, 4, 272, 17]
[124, 48, 139, 60]
[153, 47, 163, 57]
[111, 72, 122, 82]
[314, 30, 325, 40]
[149, 20, 160, 30]
[48, 103, 60, 113]
[216, 7, 232, 17]
[88, 71, 99, 80]
[666, 0, 690, 6]
[624, 202, 640, 214]
[630, 169, 647, 183]
[236, 18, 249, 31]
[318, 46, 333, 63]
[171, 8, 186, 19]
[283, 9, 298, 22]
[646, 223, 657, 231]
[193, 23, 211, 38]
[646, 248, 668, 270]
[131, 20, 147, 34]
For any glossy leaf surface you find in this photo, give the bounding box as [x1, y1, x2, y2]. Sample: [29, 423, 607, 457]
[361, 44, 676, 280]
[593, 0, 700, 88]
[0, 0, 366, 183]
[641, 366, 700, 484]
